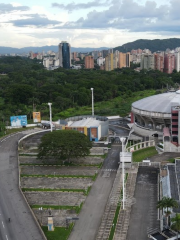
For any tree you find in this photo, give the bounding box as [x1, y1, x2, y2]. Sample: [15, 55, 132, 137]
[38, 130, 92, 162]
[157, 197, 178, 226]
[171, 213, 180, 239]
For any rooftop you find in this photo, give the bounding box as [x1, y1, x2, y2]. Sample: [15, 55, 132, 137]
[67, 118, 101, 128]
[132, 91, 180, 114]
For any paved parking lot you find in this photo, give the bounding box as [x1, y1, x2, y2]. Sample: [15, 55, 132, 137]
[126, 166, 160, 240]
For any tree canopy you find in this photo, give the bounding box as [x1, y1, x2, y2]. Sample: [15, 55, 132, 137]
[171, 213, 180, 239]
[37, 130, 92, 162]
[157, 196, 178, 226]
[157, 196, 178, 212]
[0, 56, 179, 125]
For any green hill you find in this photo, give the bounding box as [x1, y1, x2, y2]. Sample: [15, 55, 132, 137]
[113, 38, 180, 53]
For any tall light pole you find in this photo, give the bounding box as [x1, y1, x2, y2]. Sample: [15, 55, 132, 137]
[48, 103, 52, 132]
[90, 88, 94, 116]
[120, 137, 126, 210]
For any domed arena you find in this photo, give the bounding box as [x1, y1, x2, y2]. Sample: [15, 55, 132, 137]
[131, 90, 180, 150]
[131, 90, 180, 131]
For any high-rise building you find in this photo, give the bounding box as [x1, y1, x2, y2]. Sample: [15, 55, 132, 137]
[164, 53, 175, 74]
[92, 51, 99, 60]
[140, 54, 155, 70]
[105, 53, 113, 71]
[175, 51, 180, 72]
[58, 41, 71, 69]
[72, 52, 77, 60]
[118, 52, 126, 68]
[85, 56, 94, 69]
[154, 53, 164, 72]
[102, 50, 108, 58]
[97, 57, 105, 66]
[126, 52, 130, 67]
[108, 49, 113, 54]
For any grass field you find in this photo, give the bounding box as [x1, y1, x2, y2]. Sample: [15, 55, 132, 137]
[132, 147, 158, 162]
[55, 89, 156, 119]
[42, 225, 73, 240]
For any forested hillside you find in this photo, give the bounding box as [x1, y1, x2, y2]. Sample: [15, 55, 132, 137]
[114, 38, 180, 53]
[0, 56, 179, 126]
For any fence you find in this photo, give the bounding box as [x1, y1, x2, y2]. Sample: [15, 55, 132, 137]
[126, 140, 155, 152]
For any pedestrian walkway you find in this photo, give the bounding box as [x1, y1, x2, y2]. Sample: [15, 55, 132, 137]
[113, 172, 137, 240]
[96, 170, 122, 240]
[96, 166, 138, 240]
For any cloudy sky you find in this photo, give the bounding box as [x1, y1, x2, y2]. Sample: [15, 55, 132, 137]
[0, 0, 180, 48]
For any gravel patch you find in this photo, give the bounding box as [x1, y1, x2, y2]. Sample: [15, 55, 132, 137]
[21, 177, 93, 189]
[33, 209, 78, 227]
[24, 191, 86, 206]
[21, 165, 99, 176]
[19, 155, 103, 165]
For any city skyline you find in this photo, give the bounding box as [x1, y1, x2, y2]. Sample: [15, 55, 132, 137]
[0, 0, 180, 48]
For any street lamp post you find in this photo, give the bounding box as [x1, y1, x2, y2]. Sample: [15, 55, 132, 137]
[90, 88, 94, 116]
[39, 207, 43, 225]
[48, 103, 52, 132]
[120, 137, 126, 210]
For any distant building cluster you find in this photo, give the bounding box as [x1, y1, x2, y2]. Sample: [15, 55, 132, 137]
[41, 45, 180, 73]
[3, 41, 180, 74]
[140, 47, 180, 74]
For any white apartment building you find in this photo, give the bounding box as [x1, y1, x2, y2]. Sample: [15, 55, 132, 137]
[97, 57, 105, 66]
[43, 58, 50, 68]
[175, 51, 180, 72]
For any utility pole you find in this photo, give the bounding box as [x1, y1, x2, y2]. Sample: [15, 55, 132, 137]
[48, 103, 52, 132]
[120, 137, 126, 210]
[90, 88, 94, 116]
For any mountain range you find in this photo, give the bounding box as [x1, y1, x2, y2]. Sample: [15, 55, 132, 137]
[1, 38, 180, 55]
[0, 46, 109, 54]
[114, 38, 180, 53]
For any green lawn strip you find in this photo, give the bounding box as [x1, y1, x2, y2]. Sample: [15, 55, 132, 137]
[19, 163, 101, 167]
[92, 173, 98, 181]
[22, 188, 85, 193]
[20, 174, 95, 179]
[42, 224, 74, 240]
[19, 153, 37, 156]
[98, 162, 103, 169]
[108, 173, 128, 240]
[108, 205, 121, 240]
[22, 187, 91, 195]
[168, 158, 175, 163]
[5, 127, 36, 135]
[90, 154, 107, 159]
[133, 147, 158, 162]
[31, 202, 83, 214]
[31, 204, 81, 213]
[76, 202, 83, 214]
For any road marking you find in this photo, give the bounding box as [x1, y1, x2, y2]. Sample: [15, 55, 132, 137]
[2, 221, 4, 228]
[6, 235, 8, 240]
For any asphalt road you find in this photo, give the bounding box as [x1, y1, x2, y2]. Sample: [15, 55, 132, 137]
[0, 131, 44, 240]
[69, 120, 129, 240]
[126, 166, 160, 240]
[68, 145, 121, 240]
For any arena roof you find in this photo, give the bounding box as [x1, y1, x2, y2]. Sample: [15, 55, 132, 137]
[67, 118, 100, 127]
[132, 91, 180, 114]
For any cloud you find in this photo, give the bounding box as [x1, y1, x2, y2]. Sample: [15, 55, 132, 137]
[0, 3, 29, 13]
[52, 0, 180, 35]
[52, 0, 109, 12]
[8, 14, 62, 27]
